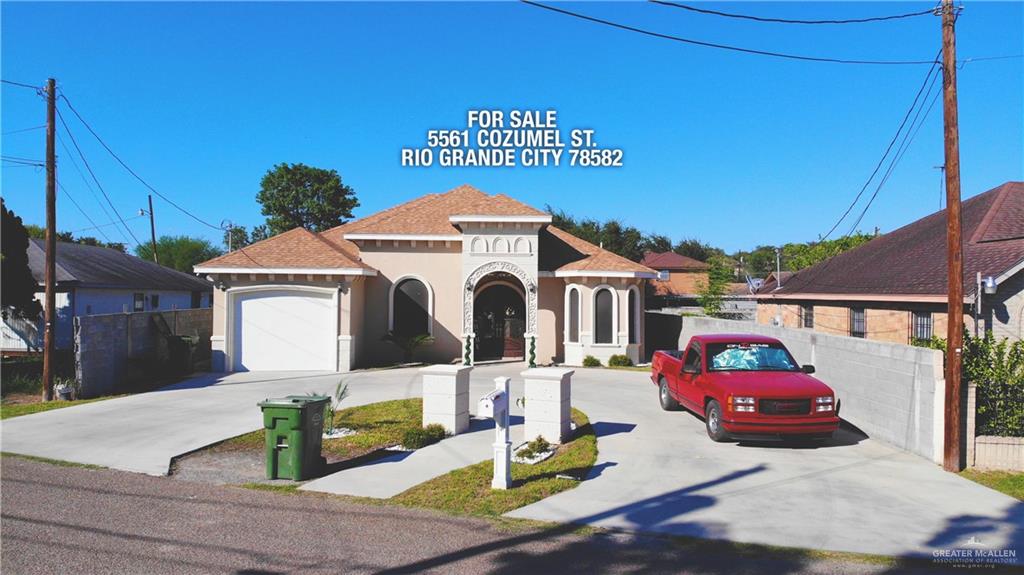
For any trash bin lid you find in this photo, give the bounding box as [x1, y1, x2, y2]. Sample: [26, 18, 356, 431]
[258, 395, 329, 408]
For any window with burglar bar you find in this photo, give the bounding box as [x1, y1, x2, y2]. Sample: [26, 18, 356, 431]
[802, 305, 814, 329]
[912, 311, 932, 341]
[850, 308, 866, 338]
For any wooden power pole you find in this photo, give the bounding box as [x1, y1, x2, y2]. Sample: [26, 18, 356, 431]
[941, 0, 964, 472]
[42, 77, 57, 402]
[147, 194, 159, 264]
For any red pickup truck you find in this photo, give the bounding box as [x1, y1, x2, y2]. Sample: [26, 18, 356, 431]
[651, 334, 840, 442]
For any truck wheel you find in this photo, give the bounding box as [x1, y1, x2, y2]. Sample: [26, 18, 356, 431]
[659, 379, 680, 411]
[705, 400, 729, 442]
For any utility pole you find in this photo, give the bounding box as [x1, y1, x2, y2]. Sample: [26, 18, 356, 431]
[42, 78, 57, 402]
[940, 0, 964, 473]
[147, 194, 159, 264]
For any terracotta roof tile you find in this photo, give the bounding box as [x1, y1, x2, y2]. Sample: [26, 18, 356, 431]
[541, 226, 656, 275]
[640, 251, 710, 270]
[762, 181, 1024, 297]
[196, 228, 370, 270]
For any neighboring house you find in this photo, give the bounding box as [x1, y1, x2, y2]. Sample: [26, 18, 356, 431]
[1, 239, 213, 353]
[194, 185, 656, 372]
[756, 181, 1024, 344]
[641, 251, 709, 308]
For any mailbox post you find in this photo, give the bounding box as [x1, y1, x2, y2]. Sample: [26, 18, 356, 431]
[478, 376, 512, 489]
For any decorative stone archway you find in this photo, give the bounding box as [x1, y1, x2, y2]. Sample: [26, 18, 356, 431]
[463, 261, 538, 364]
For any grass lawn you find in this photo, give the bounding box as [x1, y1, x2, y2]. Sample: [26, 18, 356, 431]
[960, 469, 1024, 501]
[1, 396, 119, 420]
[216, 398, 424, 459]
[391, 408, 596, 516]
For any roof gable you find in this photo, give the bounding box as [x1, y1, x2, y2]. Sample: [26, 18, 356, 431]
[196, 227, 369, 272]
[640, 251, 710, 271]
[763, 181, 1024, 297]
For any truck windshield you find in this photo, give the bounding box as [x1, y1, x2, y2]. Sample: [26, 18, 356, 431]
[706, 342, 798, 372]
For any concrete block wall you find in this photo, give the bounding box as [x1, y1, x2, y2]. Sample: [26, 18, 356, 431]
[421, 365, 471, 434]
[678, 316, 946, 463]
[75, 309, 212, 398]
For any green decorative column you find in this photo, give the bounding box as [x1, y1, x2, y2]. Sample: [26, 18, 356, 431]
[464, 335, 473, 366]
[528, 335, 537, 368]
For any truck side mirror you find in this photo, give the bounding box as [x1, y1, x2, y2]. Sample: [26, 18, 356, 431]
[802, 364, 816, 374]
[682, 364, 699, 375]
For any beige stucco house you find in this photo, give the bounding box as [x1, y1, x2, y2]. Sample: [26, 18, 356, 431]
[195, 185, 656, 372]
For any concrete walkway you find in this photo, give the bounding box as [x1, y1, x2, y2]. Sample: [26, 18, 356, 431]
[2, 363, 1020, 560]
[301, 416, 525, 498]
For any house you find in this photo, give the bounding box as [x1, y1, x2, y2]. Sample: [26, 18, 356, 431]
[641, 250, 709, 308]
[1, 239, 214, 353]
[756, 181, 1024, 343]
[194, 185, 657, 372]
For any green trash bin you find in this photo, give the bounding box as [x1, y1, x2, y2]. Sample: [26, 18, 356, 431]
[258, 395, 329, 480]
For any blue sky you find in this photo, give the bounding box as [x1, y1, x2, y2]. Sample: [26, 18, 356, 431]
[2, 1, 1021, 253]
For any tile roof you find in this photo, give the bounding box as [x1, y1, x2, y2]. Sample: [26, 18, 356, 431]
[324, 184, 547, 237]
[640, 251, 710, 270]
[540, 226, 656, 275]
[196, 227, 369, 271]
[200, 184, 655, 276]
[29, 240, 211, 291]
[761, 181, 1024, 297]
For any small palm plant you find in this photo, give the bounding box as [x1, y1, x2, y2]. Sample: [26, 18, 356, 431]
[322, 379, 349, 435]
[382, 331, 435, 364]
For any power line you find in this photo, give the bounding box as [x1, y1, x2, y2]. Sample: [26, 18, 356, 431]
[55, 107, 141, 246]
[649, 0, 935, 25]
[817, 56, 941, 241]
[67, 209, 145, 236]
[58, 94, 224, 231]
[3, 124, 47, 135]
[1, 79, 42, 90]
[56, 130, 119, 231]
[1, 155, 45, 166]
[519, 0, 938, 65]
[56, 181, 115, 243]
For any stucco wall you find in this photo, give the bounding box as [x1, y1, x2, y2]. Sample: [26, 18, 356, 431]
[678, 316, 946, 463]
[537, 277, 564, 365]
[359, 242, 465, 366]
[563, 278, 644, 365]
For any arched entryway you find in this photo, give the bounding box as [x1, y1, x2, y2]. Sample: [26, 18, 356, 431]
[473, 276, 526, 360]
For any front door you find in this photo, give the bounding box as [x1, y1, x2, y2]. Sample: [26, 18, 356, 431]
[473, 284, 525, 361]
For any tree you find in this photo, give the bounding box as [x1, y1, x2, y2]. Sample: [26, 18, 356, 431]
[134, 235, 222, 273]
[546, 206, 649, 262]
[24, 224, 125, 253]
[223, 225, 252, 251]
[697, 255, 731, 317]
[257, 163, 359, 235]
[1, 200, 42, 319]
[673, 238, 724, 263]
[640, 234, 673, 255]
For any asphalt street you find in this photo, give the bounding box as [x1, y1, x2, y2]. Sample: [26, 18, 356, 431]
[0, 456, 952, 575]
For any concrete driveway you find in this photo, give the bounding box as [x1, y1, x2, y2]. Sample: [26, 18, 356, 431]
[2, 363, 1020, 559]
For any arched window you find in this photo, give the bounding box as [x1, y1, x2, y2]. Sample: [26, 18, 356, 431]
[567, 287, 580, 343]
[628, 287, 638, 344]
[594, 288, 615, 344]
[391, 277, 431, 336]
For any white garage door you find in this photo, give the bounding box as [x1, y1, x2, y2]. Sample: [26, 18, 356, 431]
[232, 289, 336, 371]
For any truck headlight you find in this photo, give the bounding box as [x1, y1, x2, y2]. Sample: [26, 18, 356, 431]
[815, 396, 834, 412]
[731, 396, 756, 413]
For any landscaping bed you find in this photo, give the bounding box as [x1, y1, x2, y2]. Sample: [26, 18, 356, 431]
[171, 398, 425, 485]
[391, 408, 596, 516]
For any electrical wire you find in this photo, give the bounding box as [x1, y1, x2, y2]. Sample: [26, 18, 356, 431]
[56, 130, 119, 231]
[57, 181, 116, 243]
[519, 0, 938, 65]
[55, 107, 141, 246]
[58, 94, 224, 231]
[1, 156, 45, 166]
[817, 54, 941, 242]
[3, 125, 46, 136]
[1, 79, 41, 90]
[649, 1, 935, 25]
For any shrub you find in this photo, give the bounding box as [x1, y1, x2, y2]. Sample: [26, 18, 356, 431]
[608, 354, 633, 367]
[516, 435, 552, 460]
[582, 355, 601, 368]
[913, 331, 1023, 437]
[402, 423, 447, 449]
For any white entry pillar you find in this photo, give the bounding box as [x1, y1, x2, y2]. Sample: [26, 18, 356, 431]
[421, 364, 472, 434]
[479, 376, 512, 489]
[522, 367, 575, 444]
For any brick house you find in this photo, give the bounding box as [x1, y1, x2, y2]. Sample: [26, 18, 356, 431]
[195, 185, 656, 372]
[756, 181, 1024, 344]
[640, 251, 709, 308]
